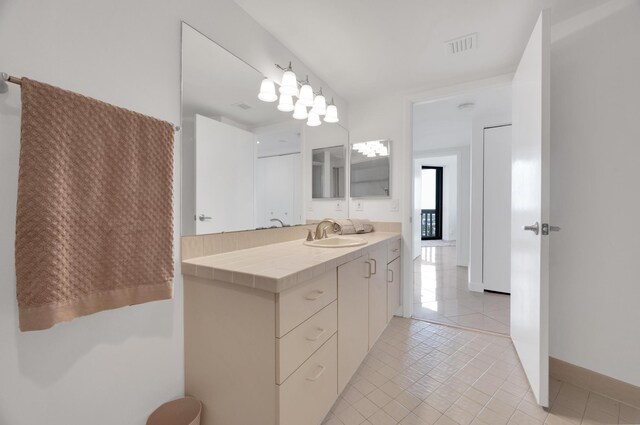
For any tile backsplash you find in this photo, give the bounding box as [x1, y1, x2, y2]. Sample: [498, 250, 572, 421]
[181, 221, 402, 261]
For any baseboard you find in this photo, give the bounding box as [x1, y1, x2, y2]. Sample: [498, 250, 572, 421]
[468, 281, 484, 292]
[549, 357, 640, 408]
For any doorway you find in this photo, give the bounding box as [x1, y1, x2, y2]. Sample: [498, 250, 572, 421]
[421, 166, 443, 240]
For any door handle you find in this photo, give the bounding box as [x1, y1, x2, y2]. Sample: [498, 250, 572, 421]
[198, 214, 212, 222]
[365, 261, 372, 278]
[371, 258, 377, 275]
[388, 269, 394, 283]
[541, 223, 561, 235]
[523, 222, 539, 235]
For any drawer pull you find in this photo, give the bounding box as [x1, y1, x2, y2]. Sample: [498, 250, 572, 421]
[306, 365, 326, 382]
[306, 327, 326, 342]
[304, 290, 325, 301]
[391, 248, 399, 253]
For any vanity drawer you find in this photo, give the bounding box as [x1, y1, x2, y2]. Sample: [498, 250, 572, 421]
[276, 269, 337, 337]
[388, 238, 401, 262]
[278, 334, 337, 425]
[277, 301, 337, 384]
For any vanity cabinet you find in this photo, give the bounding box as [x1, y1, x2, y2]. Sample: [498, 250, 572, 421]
[368, 244, 388, 349]
[337, 255, 369, 393]
[184, 235, 402, 425]
[387, 239, 401, 322]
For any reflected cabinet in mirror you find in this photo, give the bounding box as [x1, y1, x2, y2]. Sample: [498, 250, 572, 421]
[312, 146, 346, 199]
[350, 139, 391, 197]
[181, 23, 305, 235]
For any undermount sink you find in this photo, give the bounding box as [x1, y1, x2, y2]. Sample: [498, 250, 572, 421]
[304, 236, 368, 248]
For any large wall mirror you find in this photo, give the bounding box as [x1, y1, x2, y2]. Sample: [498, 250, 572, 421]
[350, 139, 391, 198]
[181, 23, 350, 235]
[181, 23, 305, 235]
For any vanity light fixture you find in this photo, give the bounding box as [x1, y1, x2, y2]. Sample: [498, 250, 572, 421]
[353, 140, 389, 157]
[257, 78, 277, 102]
[277, 94, 294, 112]
[324, 97, 339, 123]
[277, 62, 299, 97]
[293, 100, 308, 120]
[307, 111, 321, 127]
[298, 76, 314, 107]
[257, 62, 340, 127]
[311, 88, 327, 115]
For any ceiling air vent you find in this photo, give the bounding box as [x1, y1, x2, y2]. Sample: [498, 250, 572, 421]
[446, 33, 478, 54]
[233, 102, 252, 110]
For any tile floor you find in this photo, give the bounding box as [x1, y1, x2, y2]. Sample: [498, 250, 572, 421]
[323, 318, 640, 425]
[413, 245, 511, 335]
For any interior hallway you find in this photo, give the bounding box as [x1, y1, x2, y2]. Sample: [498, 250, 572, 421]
[413, 245, 510, 335]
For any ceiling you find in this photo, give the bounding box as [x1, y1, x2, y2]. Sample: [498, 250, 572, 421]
[233, 0, 608, 102]
[413, 84, 512, 151]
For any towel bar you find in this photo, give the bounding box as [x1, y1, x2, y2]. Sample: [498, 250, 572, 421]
[1, 72, 181, 132]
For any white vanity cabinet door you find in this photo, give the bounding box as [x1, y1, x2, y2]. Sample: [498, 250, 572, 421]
[337, 255, 370, 393]
[278, 335, 338, 425]
[387, 257, 401, 322]
[368, 244, 388, 349]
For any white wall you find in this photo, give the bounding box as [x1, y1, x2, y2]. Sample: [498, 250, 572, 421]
[0, 1, 346, 424]
[549, 0, 640, 387]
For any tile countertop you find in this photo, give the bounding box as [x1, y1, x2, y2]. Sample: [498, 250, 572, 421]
[181, 232, 401, 293]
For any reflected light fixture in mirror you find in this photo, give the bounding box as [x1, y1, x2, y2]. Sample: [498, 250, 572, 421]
[311, 88, 327, 115]
[258, 78, 277, 102]
[279, 62, 299, 97]
[324, 98, 339, 123]
[277, 94, 294, 112]
[298, 76, 314, 107]
[293, 100, 308, 120]
[307, 111, 321, 127]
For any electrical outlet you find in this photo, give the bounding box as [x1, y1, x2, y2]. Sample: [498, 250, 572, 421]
[335, 202, 342, 211]
[355, 201, 363, 211]
[390, 199, 400, 212]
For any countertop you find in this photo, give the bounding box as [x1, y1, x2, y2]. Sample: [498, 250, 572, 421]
[181, 232, 401, 293]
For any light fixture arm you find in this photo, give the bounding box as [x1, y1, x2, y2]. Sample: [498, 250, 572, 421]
[275, 61, 293, 72]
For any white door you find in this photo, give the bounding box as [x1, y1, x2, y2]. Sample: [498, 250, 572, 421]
[511, 10, 551, 407]
[195, 114, 255, 234]
[483, 125, 512, 293]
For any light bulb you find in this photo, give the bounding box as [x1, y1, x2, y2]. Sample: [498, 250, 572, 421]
[293, 100, 308, 120]
[311, 93, 327, 115]
[324, 104, 339, 123]
[277, 94, 294, 112]
[307, 111, 321, 127]
[298, 83, 314, 107]
[258, 78, 277, 102]
[279, 69, 299, 97]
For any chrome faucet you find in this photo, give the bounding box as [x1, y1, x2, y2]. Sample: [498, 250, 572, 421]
[314, 219, 341, 240]
[270, 218, 286, 227]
